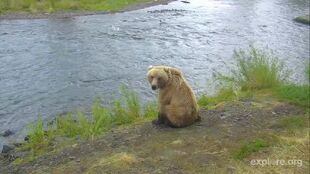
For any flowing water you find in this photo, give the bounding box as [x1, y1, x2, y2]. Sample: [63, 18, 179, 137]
[0, 0, 309, 145]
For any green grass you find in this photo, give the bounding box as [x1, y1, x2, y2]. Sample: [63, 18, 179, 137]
[198, 47, 287, 108]
[112, 100, 132, 125]
[201, 47, 309, 109]
[18, 87, 157, 159]
[273, 116, 308, 131]
[143, 101, 158, 119]
[220, 46, 287, 91]
[54, 103, 114, 140]
[273, 85, 309, 108]
[121, 86, 141, 119]
[198, 87, 237, 109]
[24, 116, 50, 155]
[90, 100, 113, 134]
[234, 139, 270, 160]
[0, 0, 151, 14]
[307, 63, 310, 82]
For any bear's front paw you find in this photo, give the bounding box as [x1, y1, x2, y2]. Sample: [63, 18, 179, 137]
[152, 119, 163, 125]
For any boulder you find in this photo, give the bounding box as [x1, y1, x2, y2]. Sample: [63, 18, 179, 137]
[181, 1, 190, 3]
[1, 130, 14, 137]
[24, 135, 30, 141]
[2, 145, 14, 153]
[294, 15, 310, 25]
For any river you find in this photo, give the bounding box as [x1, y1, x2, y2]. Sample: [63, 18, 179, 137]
[0, 0, 309, 145]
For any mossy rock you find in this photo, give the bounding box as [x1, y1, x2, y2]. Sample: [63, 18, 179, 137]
[294, 15, 310, 25]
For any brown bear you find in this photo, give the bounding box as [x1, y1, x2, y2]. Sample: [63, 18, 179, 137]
[147, 65, 200, 128]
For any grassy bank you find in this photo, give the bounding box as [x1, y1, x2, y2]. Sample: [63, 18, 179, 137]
[232, 115, 309, 173]
[196, 46, 309, 173]
[199, 46, 309, 109]
[11, 94, 309, 173]
[0, 0, 153, 14]
[16, 86, 157, 161]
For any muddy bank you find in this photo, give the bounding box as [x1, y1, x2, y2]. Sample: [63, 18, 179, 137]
[1, 97, 308, 174]
[0, 0, 175, 20]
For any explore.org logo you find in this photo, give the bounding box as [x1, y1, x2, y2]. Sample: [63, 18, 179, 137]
[250, 158, 303, 167]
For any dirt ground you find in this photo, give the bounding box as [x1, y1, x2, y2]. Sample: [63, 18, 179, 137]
[1, 97, 309, 174]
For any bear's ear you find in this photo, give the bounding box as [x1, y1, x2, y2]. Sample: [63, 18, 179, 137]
[163, 66, 182, 76]
[148, 65, 154, 71]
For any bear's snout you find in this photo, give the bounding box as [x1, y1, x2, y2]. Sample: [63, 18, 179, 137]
[152, 85, 157, 90]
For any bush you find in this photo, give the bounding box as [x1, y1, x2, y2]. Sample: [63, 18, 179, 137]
[56, 113, 81, 137]
[121, 86, 141, 118]
[201, 47, 308, 109]
[221, 46, 287, 91]
[23, 116, 50, 156]
[90, 100, 113, 136]
[22, 87, 158, 155]
[112, 100, 130, 125]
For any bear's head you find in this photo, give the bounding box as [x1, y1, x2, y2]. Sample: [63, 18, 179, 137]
[147, 65, 182, 90]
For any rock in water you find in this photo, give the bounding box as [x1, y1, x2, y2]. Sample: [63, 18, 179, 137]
[13, 143, 23, 147]
[24, 135, 30, 141]
[181, 1, 190, 3]
[1, 130, 14, 137]
[2, 145, 14, 153]
[294, 15, 310, 25]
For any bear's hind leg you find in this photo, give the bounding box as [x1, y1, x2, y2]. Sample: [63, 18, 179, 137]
[164, 105, 195, 128]
[152, 112, 166, 125]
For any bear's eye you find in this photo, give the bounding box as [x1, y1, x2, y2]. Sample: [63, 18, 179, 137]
[158, 77, 161, 80]
[150, 76, 154, 79]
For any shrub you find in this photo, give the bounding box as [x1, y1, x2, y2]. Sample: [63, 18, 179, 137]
[25, 116, 50, 155]
[90, 100, 113, 136]
[221, 46, 287, 91]
[112, 100, 130, 125]
[21, 87, 158, 156]
[56, 113, 81, 137]
[121, 86, 141, 118]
